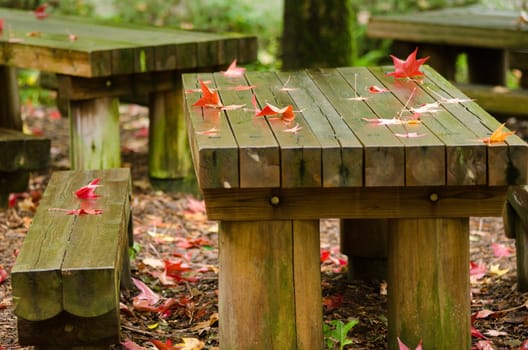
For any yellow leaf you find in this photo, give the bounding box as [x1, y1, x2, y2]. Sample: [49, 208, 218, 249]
[489, 264, 509, 276]
[484, 123, 515, 144]
[147, 322, 159, 330]
[176, 338, 205, 350]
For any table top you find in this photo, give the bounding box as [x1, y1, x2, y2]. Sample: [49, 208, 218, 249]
[367, 6, 528, 49]
[183, 65, 528, 191]
[0, 8, 257, 77]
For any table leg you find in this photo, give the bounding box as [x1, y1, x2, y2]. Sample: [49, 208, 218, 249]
[340, 219, 388, 280]
[219, 220, 323, 350]
[388, 218, 471, 350]
[466, 48, 507, 85]
[69, 97, 121, 170]
[148, 76, 192, 180]
[0, 66, 22, 130]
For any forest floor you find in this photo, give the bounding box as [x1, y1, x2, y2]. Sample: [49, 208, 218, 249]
[1, 103, 528, 349]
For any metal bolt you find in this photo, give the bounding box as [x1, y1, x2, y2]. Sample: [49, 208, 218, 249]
[270, 196, 280, 206]
[429, 193, 439, 202]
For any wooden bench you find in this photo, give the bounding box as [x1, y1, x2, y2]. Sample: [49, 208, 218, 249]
[0, 7, 257, 179]
[183, 65, 528, 349]
[11, 168, 132, 348]
[0, 128, 50, 208]
[366, 5, 528, 118]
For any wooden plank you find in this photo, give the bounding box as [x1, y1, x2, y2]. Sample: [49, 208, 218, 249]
[213, 72, 280, 188]
[246, 71, 323, 188]
[182, 73, 239, 189]
[62, 169, 131, 318]
[339, 67, 445, 186]
[369, 66, 487, 185]
[11, 171, 82, 321]
[0, 8, 257, 76]
[308, 67, 405, 187]
[219, 220, 297, 349]
[202, 186, 507, 221]
[0, 128, 50, 171]
[276, 71, 363, 187]
[367, 6, 528, 49]
[388, 218, 471, 349]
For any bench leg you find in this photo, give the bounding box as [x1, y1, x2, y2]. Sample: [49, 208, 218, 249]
[219, 220, 323, 350]
[466, 48, 507, 85]
[69, 97, 121, 170]
[340, 219, 388, 280]
[148, 76, 193, 180]
[0, 66, 22, 130]
[388, 218, 471, 350]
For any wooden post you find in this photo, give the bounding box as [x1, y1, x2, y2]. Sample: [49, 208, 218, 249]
[340, 219, 388, 280]
[388, 218, 471, 350]
[69, 97, 121, 170]
[148, 75, 192, 180]
[219, 220, 323, 350]
[0, 66, 22, 130]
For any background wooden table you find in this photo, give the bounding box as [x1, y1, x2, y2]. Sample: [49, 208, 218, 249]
[0, 7, 257, 178]
[183, 65, 528, 349]
[367, 5, 528, 118]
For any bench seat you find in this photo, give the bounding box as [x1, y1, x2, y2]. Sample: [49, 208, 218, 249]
[11, 168, 132, 348]
[0, 128, 50, 207]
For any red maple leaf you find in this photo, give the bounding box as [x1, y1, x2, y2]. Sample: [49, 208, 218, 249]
[192, 80, 222, 108]
[387, 48, 429, 79]
[75, 178, 101, 199]
[0, 266, 8, 284]
[0, 19, 4, 32]
[34, 3, 49, 20]
[222, 59, 245, 77]
[256, 103, 295, 122]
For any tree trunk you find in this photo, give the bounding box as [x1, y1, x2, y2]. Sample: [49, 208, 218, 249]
[281, 0, 355, 70]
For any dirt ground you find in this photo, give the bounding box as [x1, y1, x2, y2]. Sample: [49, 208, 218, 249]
[1, 103, 528, 349]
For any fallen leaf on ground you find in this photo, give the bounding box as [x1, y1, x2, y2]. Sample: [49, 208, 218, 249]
[397, 337, 422, 350]
[491, 242, 514, 258]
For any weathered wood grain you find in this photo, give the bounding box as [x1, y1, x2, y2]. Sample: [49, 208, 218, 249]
[182, 73, 239, 189]
[0, 8, 257, 77]
[213, 72, 280, 188]
[0, 66, 22, 130]
[0, 128, 50, 171]
[388, 218, 471, 350]
[246, 71, 323, 188]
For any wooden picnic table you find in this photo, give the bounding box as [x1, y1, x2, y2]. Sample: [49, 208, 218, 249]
[183, 65, 528, 349]
[367, 5, 528, 117]
[0, 7, 257, 179]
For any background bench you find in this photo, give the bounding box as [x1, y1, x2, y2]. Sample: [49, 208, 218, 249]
[0, 128, 50, 208]
[11, 168, 132, 348]
[0, 7, 257, 179]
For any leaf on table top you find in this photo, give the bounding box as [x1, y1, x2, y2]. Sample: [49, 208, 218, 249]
[224, 84, 256, 91]
[48, 207, 103, 215]
[491, 242, 514, 258]
[256, 103, 295, 122]
[481, 123, 515, 144]
[411, 102, 442, 114]
[222, 59, 245, 77]
[369, 85, 389, 93]
[387, 48, 429, 79]
[192, 80, 222, 108]
[395, 132, 426, 138]
[75, 178, 101, 199]
[397, 337, 422, 350]
[34, 3, 49, 19]
[362, 117, 421, 126]
[0, 19, 4, 32]
[283, 123, 303, 133]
